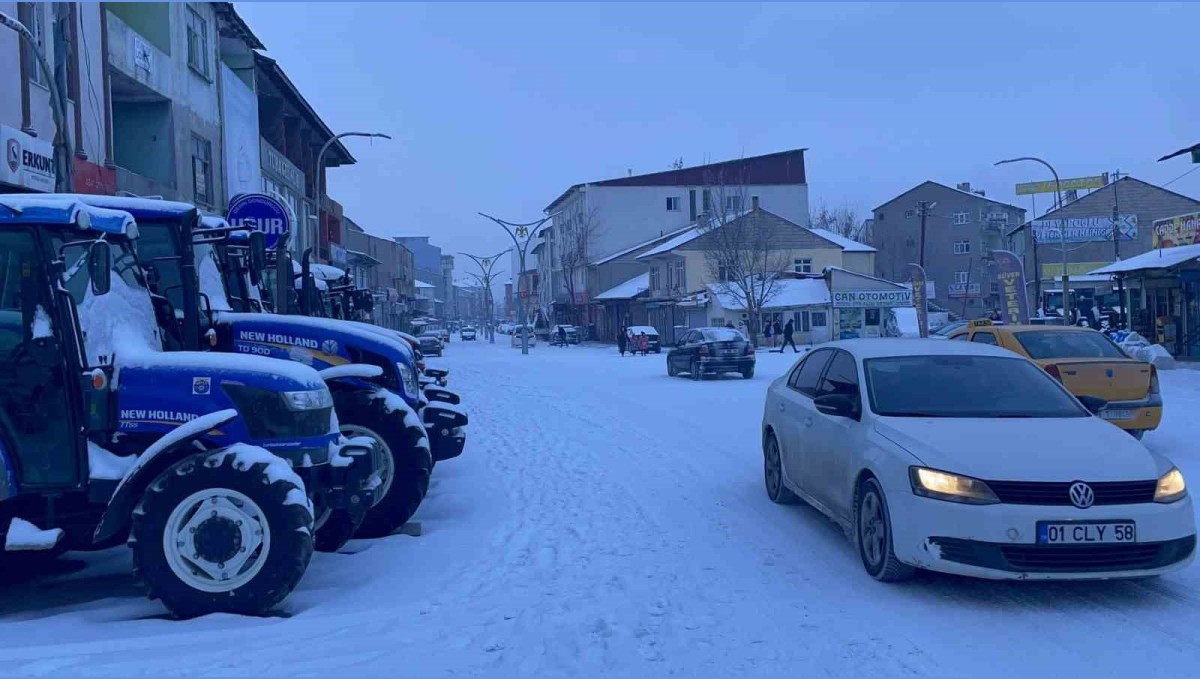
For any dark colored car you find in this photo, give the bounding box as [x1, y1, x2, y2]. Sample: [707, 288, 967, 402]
[418, 332, 444, 356]
[667, 327, 755, 380]
[627, 325, 661, 353]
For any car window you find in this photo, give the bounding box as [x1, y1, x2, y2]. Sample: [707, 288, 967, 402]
[970, 331, 998, 345]
[788, 348, 832, 397]
[703, 328, 744, 342]
[949, 332, 969, 341]
[815, 350, 859, 399]
[1013, 330, 1126, 359]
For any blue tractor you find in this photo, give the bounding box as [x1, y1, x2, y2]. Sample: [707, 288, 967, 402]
[58, 195, 464, 542]
[0, 197, 376, 617]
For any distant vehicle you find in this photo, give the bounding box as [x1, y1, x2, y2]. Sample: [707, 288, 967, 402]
[552, 324, 579, 345]
[439, 328, 451, 343]
[626, 325, 661, 353]
[418, 332, 444, 357]
[511, 326, 537, 348]
[667, 327, 755, 380]
[761, 338, 1195, 582]
[929, 320, 967, 339]
[946, 320, 1160, 439]
[461, 326, 477, 341]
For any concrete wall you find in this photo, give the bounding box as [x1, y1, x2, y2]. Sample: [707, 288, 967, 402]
[111, 98, 173, 182]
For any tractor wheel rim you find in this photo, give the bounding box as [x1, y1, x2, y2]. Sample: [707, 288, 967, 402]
[341, 424, 395, 499]
[163, 488, 271, 593]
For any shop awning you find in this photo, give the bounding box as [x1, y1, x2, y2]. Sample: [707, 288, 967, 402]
[1088, 244, 1200, 275]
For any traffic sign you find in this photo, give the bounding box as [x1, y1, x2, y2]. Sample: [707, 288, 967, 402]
[227, 193, 290, 250]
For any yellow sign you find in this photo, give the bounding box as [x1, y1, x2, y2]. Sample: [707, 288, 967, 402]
[968, 319, 994, 328]
[1015, 175, 1107, 196]
[1040, 262, 1111, 278]
[1152, 212, 1200, 248]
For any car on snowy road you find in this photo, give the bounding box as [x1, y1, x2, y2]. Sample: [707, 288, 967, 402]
[461, 326, 477, 341]
[626, 325, 661, 353]
[668, 327, 755, 379]
[761, 339, 1195, 582]
[418, 332, 444, 357]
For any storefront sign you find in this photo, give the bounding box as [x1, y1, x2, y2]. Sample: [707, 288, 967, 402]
[831, 289, 912, 308]
[330, 243, 348, 267]
[260, 138, 305, 191]
[1041, 262, 1111, 278]
[1031, 214, 1137, 243]
[1, 125, 54, 192]
[1015, 174, 1107, 195]
[227, 193, 290, 250]
[72, 157, 116, 195]
[992, 250, 1030, 324]
[947, 282, 982, 298]
[907, 263, 929, 338]
[1152, 211, 1200, 248]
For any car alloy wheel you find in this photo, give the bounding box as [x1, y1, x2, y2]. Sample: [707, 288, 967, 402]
[858, 489, 887, 571]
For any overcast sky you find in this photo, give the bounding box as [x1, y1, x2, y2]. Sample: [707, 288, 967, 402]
[238, 2, 1200, 272]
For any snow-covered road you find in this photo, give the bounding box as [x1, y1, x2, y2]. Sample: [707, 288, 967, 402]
[4, 340, 1200, 676]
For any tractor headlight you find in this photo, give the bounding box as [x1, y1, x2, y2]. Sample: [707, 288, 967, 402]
[283, 388, 334, 411]
[396, 362, 418, 399]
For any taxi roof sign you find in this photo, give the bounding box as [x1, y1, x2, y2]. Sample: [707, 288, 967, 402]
[968, 319, 994, 328]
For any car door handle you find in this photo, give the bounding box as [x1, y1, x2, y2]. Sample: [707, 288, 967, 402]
[804, 417, 814, 428]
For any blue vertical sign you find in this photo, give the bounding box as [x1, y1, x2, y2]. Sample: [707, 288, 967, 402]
[226, 193, 290, 250]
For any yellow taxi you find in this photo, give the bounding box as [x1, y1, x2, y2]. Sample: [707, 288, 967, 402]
[947, 320, 1162, 438]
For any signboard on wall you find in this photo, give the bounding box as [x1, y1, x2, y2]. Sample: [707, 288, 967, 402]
[947, 282, 982, 298]
[1, 125, 54, 192]
[227, 193, 290, 250]
[221, 64, 263, 199]
[1152, 212, 1200, 248]
[831, 289, 913, 308]
[1031, 214, 1137, 243]
[1015, 174, 1107, 195]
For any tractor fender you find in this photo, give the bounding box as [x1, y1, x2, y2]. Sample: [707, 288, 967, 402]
[318, 364, 384, 382]
[93, 409, 238, 546]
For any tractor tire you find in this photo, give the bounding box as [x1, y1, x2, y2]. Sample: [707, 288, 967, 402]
[313, 509, 360, 553]
[334, 390, 432, 539]
[130, 450, 314, 619]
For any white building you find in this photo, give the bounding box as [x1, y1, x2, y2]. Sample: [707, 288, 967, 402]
[538, 149, 809, 328]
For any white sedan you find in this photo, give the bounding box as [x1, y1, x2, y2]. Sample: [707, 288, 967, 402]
[761, 339, 1195, 581]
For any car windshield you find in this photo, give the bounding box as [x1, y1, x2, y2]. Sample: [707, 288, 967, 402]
[931, 322, 965, 336]
[1013, 330, 1127, 360]
[703, 328, 744, 342]
[864, 355, 1087, 418]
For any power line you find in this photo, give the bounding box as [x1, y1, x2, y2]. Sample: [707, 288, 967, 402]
[1162, 164, 1200, 188]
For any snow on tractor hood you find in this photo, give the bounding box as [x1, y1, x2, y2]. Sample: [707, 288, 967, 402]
[116, 349, 327, 392]
[214, 312, 416, 374]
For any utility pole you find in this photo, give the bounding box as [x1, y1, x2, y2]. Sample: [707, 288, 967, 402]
[917, 201, 929, 267]
[1111, 169, 1128, 328]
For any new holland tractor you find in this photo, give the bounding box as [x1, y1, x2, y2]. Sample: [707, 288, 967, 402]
[59, 195, 462, 542]
[0, 196, 376, 618]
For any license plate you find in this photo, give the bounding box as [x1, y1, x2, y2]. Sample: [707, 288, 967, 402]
[721, 349, 740, 356]
[1038, 521, 1136, 545]
[1100, 409, 1134, 421]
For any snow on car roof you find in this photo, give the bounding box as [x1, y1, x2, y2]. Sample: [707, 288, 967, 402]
[626, 325, 659, 335]
[0, 195, 137, 236]
[828, 337, 1019, 360]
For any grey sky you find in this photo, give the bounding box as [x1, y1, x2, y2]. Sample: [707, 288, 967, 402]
[237, 2, 1200, 264]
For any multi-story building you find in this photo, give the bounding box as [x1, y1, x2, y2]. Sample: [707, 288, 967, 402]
[394, 236, 444, 318]
[872, 181, 1026, 316]
[345, 218, 415, 331]
[440, 254, 455, 319]
[538, 148, 809, 327]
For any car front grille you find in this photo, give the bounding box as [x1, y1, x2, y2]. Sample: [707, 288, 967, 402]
[987, 480, 1157, 506]
[929, 536, 1195, 573]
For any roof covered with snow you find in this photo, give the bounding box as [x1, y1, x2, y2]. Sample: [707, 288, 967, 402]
[808, 228, 876, 252]
[637, 210, 752, 260]
[0, 196, 137, 235]
[595, 273, 650, 301]
[414, 280, 435, 289]
[707, 278, 830, 311]
[1088, 244, 1200, 274]
[593, 223, 698, 265]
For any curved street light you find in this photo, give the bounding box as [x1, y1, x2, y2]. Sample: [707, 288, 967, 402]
[995, 156, 1068, 322]
[478, 212, 555, 355]
[460, 248, 511, 343]
[314, 131, 391, 261]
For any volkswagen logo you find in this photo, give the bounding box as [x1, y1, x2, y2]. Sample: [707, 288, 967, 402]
[1069, 482, 1095, 509]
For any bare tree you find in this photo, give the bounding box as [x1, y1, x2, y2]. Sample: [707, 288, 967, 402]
[809, 202, 867, 241]
[558, 205, 602, 327]
[698, 165, 787, 345]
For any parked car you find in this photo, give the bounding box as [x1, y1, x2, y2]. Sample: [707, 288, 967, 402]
[667, 327, 755, 380]
[552, 324, 580, 345]
[461, 326, 477, 341]
[946, 320, 1161, 439]
[440, 328, 451, 343]
[928, 320, 967, 339]
[761, 338, 1194, 582]
[418, 332, 444, 357]
[511, 326, 537, 348]
[626, 325, 661, 353]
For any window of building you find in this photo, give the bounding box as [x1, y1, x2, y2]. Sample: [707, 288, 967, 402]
[953, 211, 970, 225]
[793, 258, 813, 274]
[811, 311, 827, 327]
[702, 189, 712, 213]
[717, 265, 733, 282]
[649, 265, 660, 291]
[905, 209, 915, 219]
[670, 260, 685, 290]
[666, 196, 681, 212]
[186, 6, 210, 79]
[954, 271, 969, 284]
[877, 213, 885, 221]
[953, 240, 971, 255]
[19, 3, 47, 88]
[191, 134, 213, 205]
[725, 195, 743, 212]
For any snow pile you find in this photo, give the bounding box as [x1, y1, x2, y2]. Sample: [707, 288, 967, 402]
[5, 517, 63, 552]
[1109, 331, 1175, 369]
[195, 244, 233, 311]
[87, 441, 136, 481]
[75, 268, 162, 366]
[31, 305, 52, 339]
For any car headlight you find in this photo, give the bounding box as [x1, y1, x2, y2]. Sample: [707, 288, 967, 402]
[283, 388, 334, 411]
[1155, 467, 1187, 504]
[397, 362, 418, 398]
[909, 467, 999, 505]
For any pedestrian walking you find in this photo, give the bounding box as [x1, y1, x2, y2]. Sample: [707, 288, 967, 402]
[637, 332, 649, 356]
[764, 320, 775, 349]
[557, 325, 568, 347]
[773, 320, 783, 349]
[778, 318, 799, 353]
[617, 326, 628, 357]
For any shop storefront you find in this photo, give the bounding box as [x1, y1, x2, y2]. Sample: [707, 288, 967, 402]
[827, 268, 913, 339]
[0, 125, 55, 193]
[260, 138, 315, 257]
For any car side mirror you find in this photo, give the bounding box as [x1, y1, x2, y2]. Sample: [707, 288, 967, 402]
[88, 241, 112, 296]
[248, 231, 266, 286]
[1077, 395, 1107, 415]
[814, 393, 860, 420]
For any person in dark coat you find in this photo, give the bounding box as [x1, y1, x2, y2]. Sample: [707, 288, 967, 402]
[557, 325, 568, 347]
[778, 318, 799, 353]
[618, 326, 628, 356]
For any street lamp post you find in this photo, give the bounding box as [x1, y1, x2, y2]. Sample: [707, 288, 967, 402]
[479, 213, 553, 355]
[0, 10, 72, 191]
[314, 131, 391, 261]
[460, 249, 510, 344]
[995, 156, 1068, 323]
